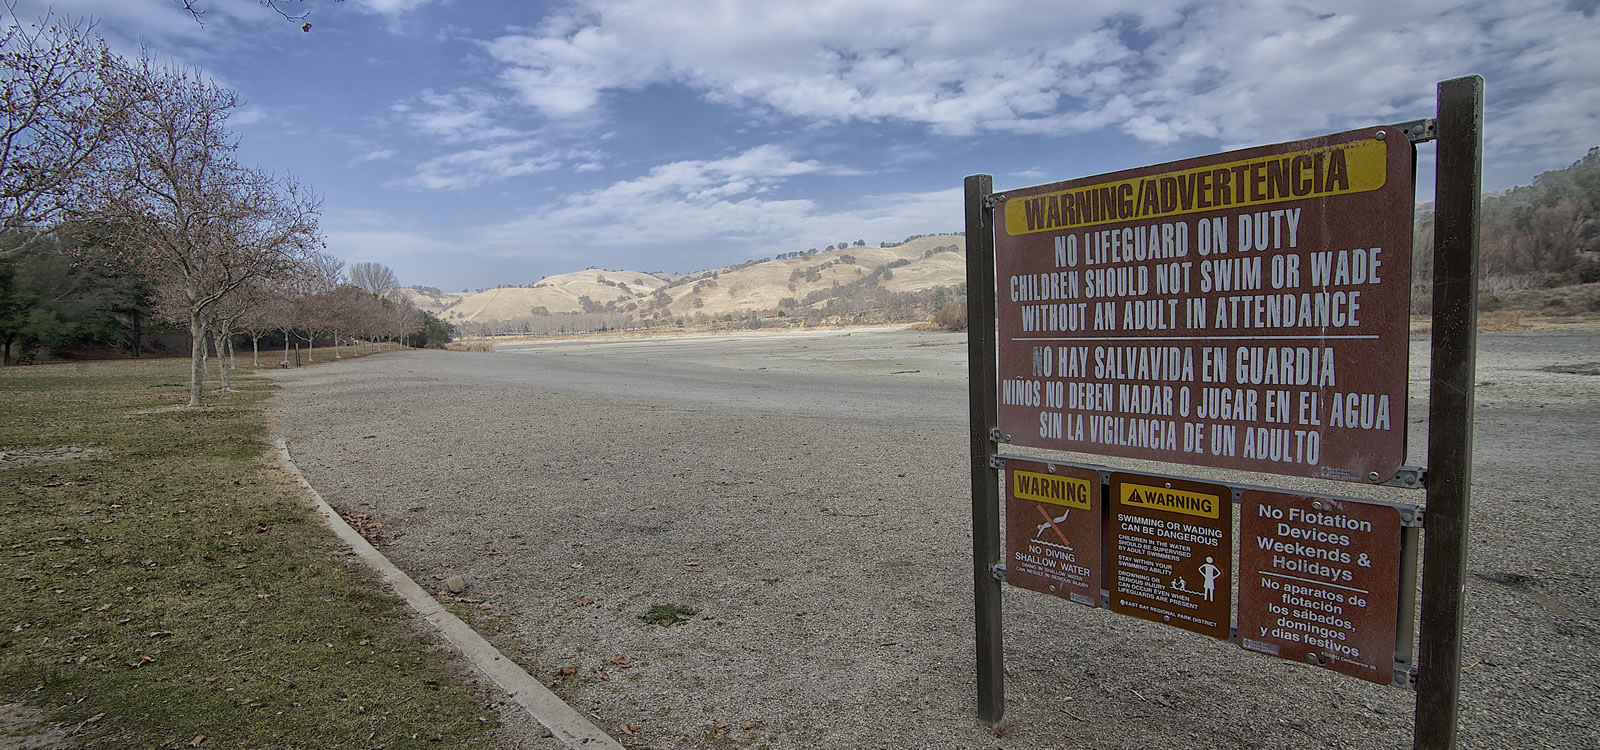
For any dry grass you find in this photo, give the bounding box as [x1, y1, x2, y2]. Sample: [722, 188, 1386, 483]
[0, 358, 497, 748]
[445, 341, 496, 352]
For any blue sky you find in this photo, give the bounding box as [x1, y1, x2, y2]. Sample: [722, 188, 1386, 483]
[27, 0, 1600, 292]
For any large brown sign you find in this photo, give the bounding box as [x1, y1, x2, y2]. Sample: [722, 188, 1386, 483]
[1004, 460, 1103, 608]
[993, 126, 1413, 484]
[1237, 489, 1403, 685]
[1109, 473, 1232, 639]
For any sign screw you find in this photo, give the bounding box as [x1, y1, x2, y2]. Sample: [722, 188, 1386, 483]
[1369, 471, 1381, 482]
[1164, 482, 1173, 489]
[1047, 465, 1056, 474]
[1312, 501, 1325, 512]
[1306, 653, 1319, 663]
[1376, 130, 1387, 141]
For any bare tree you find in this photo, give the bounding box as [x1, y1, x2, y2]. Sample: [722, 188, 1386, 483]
[288, 252, 340, 362]
[348, 260, 398, 298]
[177, 1, 346, 32]
[236, 279, 291, 367]
[81, 57, 320, 405]
[1, 4, 133, 256]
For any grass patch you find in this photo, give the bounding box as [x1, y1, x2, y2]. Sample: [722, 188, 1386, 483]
[640, 603, 698, 626]
[0, 357, 497, 748]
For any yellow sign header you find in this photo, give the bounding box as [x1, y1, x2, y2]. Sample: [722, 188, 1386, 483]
[1004, 138, 1388, 236]
[1013, 470, 1091, 509]
[1120, 482, 1220, 519]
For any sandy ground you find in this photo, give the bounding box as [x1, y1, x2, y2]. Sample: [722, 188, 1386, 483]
[265, 326, 1600, 750]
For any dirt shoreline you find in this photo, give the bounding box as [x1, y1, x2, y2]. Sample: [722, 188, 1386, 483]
[267, 327, 1600, 749]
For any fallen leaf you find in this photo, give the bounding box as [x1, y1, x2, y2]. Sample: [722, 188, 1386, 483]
[599, 671, 610, 681]
[741, 720, 760, 730]
[146, 630, 173, 638]
[574, 597, 594, 606]
[558, 665, 578, 676]
[620, 724, 639, 735]
[96, 603, 112, 611]
[714, 720, 729, 729]
[897, 472, 906, 477]
[569, 562, 584, 569]
[609, 656, 630, 666]
[187, 735, 206, 746]
[477, 603, 492, 610]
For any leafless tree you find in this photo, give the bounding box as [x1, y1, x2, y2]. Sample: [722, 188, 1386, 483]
[1, 3, 133, 256]
[80, 57, 320, 405]
[348, 260, 398, 298]
[177, 1, 346, 32]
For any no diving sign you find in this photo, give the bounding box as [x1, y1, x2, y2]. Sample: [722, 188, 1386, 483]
[1004, 460, 1103, 608]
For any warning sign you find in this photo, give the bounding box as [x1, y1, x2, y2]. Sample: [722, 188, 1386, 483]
[1110, 473, 1232, 639]
[992, 126, 1415, 484]
[1237, 490, 1403, 685]
[1005, 461, 1102, 608]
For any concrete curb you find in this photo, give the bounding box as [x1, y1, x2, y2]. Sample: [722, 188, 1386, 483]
[275, 438, 623, 750]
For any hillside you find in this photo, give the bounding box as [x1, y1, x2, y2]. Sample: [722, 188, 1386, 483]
[649, 235, 966, 320]
[426, 234, 969, 335]
[395, 269, 671, 324]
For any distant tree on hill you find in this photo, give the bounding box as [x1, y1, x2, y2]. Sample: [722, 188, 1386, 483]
[349, 261, 398, 297]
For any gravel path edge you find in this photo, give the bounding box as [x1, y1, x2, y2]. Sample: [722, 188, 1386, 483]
[274, 437, 624, 750]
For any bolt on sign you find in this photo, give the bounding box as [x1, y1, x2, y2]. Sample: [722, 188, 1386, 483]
[1109, 473, 1233, 639]
[1237, 489, 1404, 685]
[1004, 460, 1103, 608]
[992, 126, 1414, 484]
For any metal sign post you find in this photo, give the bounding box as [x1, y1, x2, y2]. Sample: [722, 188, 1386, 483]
[965, 173, 1004, 726]
[1414, 74, 1484, 750]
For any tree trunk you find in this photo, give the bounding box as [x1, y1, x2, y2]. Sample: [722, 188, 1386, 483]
[333, 330, 342, 359]
[212, 328, 231, 392]
[227, 336, 235, 370]
[188, 312, 206, 407]
[282, 332, 290, 366]
[251, 335, 260, 367]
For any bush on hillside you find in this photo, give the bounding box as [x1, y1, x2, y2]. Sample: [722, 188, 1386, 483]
[933, 301, 968, 331]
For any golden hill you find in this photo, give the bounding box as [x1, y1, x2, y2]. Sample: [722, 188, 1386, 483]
[401, 234, 967, 332]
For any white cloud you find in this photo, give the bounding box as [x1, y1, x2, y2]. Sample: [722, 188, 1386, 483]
[354, 0, 435, 16]
[230, 106, 267, 126]
[476, 0, 1599, 173]
[351, 148, 396, 164]
[467, 144, 921, 260]
[401, 140, 563, 190]
[395, 89, 525, 143]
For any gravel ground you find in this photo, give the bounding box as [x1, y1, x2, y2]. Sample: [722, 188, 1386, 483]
[265, 326, 1600, 750]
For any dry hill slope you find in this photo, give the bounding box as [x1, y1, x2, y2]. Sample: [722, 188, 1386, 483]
[401, 234, 967, 333]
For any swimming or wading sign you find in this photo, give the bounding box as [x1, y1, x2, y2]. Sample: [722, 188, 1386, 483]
[1108, 473, 1233, 639]
[991, 126, 1415, 484]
